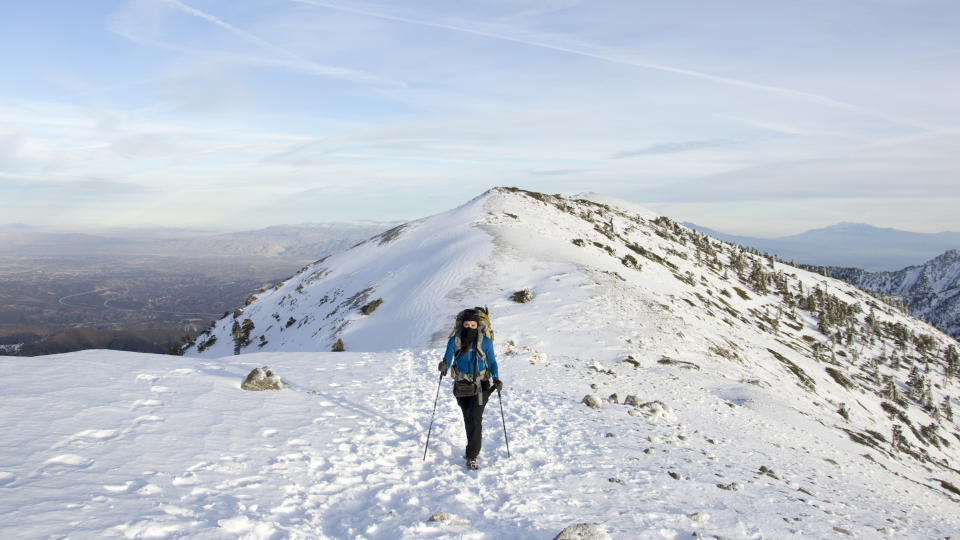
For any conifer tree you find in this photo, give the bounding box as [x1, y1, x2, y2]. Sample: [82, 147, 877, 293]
[940, 396, 954, 422]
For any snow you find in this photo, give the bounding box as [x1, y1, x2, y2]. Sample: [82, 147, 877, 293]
[3, 346, 959, 538]
[4, 187, 960, 538]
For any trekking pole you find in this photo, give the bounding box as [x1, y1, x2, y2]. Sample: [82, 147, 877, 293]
[498, 389, 511, 458]
[423, 371, 444, 461]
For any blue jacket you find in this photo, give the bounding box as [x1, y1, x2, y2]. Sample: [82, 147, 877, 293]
[444, 335, 498, 379]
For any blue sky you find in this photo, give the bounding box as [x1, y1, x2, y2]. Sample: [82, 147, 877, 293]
[2, 0, 959, 235]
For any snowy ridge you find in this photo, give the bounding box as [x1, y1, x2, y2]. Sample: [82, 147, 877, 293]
[4, 187, 960, 538]
[825, 249, 960, 339]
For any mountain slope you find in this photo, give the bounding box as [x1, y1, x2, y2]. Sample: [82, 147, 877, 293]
[189, 186, 960, 478]
[684, 221, 960, 271]
[824, 249, 960, 339]
[5, 187, 960, 538]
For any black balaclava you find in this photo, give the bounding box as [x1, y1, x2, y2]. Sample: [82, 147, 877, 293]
[461, 310, 481, 349]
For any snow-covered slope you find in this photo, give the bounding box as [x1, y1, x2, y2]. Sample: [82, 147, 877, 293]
[5, 187, 960, 538]
[825, 250, 960, 339]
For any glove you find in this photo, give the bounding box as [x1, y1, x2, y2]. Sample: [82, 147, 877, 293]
[493, 378, 503, 392]
[438, 360, 448, 375]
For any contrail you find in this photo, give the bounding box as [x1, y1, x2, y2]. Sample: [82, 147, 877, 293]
[294, 0, 940, 131]
[159, 0, 402, 86]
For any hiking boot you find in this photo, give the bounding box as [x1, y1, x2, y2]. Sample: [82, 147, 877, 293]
[466, 458, 479, 470]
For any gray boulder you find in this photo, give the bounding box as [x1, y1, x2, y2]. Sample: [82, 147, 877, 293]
[553, 523, 612, 540]
[241, 366, 285, 391]
[582, 395, 603, 409]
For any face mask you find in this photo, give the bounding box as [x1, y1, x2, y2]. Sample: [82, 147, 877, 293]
[461, 327, 478, 345]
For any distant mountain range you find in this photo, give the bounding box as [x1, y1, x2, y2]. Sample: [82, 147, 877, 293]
[683, 222, 960, 271]
[0, 222, 397, 259]
[820, 250, 960, 340]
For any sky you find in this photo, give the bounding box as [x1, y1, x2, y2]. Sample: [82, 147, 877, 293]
[1, 0, 959, 236]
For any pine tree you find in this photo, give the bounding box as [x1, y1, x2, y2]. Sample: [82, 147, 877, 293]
[891, 424, 907, 452]
[883, 376, 904, 405]
[907, 366, 926, 402]
[946, 345, 959, 379]
[940, 396, 954, 422]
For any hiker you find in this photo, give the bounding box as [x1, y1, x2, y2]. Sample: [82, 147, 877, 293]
[438, 308, 502, 469]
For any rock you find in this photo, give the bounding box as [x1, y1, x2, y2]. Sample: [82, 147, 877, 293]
[587, 362, 615, 375]
[621, 355, 641, 368]
[590, 383, 599, 390]
[627, 400, 677, 423]
[553, 523, 612, 540]
[668, 471, 681, 480]
[605, 432, 617, 438]
[624, 395, 640, 407]
[582, 395, 602, 409]
[607, 393, 619, 404]
[717, 482, 743, 491]
[608, 477, 625, 485]
[240, 367, 285, 391]
[428, 512, 468, 525]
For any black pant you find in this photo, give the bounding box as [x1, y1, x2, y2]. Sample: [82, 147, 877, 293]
[456, 380, 492, 460]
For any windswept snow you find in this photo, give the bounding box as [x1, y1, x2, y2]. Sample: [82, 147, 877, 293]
[5, 187, 960, 538]
[2, 346, 959, 538]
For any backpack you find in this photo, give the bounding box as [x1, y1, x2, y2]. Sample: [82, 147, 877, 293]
[449, 306, 494, 398]
[449, 306, 494, 342]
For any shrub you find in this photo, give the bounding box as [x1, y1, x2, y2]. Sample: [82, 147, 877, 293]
[197, 334, 217, 353]
[232, 319, 255, 354]
[332, 338, 345, 352]
[572, 238, 586, 247]
[360, 298, 383, 315]
[285, 317, 296, 328]
[511, 288, 534, 303]
[622, 254, 639, 269]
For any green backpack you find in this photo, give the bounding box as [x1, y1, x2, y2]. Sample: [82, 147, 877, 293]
[449, 306, 494, 342]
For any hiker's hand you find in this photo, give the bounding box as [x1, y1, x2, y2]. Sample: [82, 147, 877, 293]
[493, 378, 503, 392]
[438, 360, 448, 375]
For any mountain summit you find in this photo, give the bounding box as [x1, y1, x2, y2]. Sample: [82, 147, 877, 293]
[190, 187, 960, 480]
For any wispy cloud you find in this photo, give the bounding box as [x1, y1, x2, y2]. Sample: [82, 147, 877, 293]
[529, 168, 593, 176]
[109, 0, 401, 86]
[612, 139, 734, 159]
[293, 0, 941, 131]
[714, 115, 810, 137]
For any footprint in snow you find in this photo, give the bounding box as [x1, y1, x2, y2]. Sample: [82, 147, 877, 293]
[103, 479, 148, 493]
[133, 415, 163, 426]
[72, 428, 119, 441]
[43, 454, 94, 469]
[172, 472, 199, 486]
[130, 399, 162, 410]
